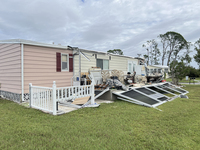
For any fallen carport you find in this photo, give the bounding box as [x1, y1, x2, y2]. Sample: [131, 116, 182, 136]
[113, 82, 188, 109]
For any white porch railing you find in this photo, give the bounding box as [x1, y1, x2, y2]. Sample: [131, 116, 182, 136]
[29, 79, 95, 115]
[29, 84, 54, 114]
[56, 85, 94, 102]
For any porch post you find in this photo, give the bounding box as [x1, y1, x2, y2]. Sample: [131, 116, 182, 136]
[91, 77, 95, 105]
[52, 81, 57, 115]
[91, 85, 95, 105]
[29, 83, 32, 108]
[79, 48, 81, 86]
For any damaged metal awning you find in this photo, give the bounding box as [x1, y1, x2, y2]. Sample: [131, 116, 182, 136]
[113, 82, 188, 109]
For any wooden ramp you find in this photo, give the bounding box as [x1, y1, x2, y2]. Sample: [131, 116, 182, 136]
[72, 96, 90, 105]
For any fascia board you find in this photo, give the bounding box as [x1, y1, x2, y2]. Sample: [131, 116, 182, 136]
[0, 41, 71, 50]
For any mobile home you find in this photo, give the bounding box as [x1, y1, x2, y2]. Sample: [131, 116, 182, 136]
[146, 65, 169, 78]
[0, 39, 73, 102]
[73, 49, 146, 76]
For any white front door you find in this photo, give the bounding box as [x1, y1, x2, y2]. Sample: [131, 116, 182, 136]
[128, 61, 136, 74]
[135, 65, 141, 75]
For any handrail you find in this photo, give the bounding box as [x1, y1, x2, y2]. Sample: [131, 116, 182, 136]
[29, 76, 96, 115]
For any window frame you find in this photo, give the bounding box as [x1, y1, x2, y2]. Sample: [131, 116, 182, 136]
[61, 53, 69, 71]
[96, 59, 109, 70]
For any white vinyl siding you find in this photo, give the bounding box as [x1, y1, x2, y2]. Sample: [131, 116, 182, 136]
[74, 51, 96, 73]
[73, 51, 142, 75]
[109, 56, 127, 71]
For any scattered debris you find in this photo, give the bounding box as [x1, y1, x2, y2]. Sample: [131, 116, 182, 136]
[180, 95, 188, 99]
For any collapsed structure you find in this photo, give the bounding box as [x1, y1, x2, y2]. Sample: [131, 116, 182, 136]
[0, 39, 188, 114]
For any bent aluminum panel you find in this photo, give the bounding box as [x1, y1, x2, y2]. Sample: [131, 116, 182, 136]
[173, 88, 187, 93]
[113, 92, 152, 107]
[94, 88, 110, 99]
[157, 97, 168, 101]
[162, 83, 188, 94]
[158, 82, 188, 94]
[147, 86, 171, 95]
[153, 85, 177, 96]
[157, 85, 182, 94]
[152, 100, 167, 107]
[134, 87, 169, 102]
[117, 97, 150, 107]
[135, 87, 156, 95]
[121, 90, 159, 105]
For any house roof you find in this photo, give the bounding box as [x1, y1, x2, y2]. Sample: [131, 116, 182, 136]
[0, 39, 144, 60]
[79, 48, 145, 60]
[0, 39, 70, 50]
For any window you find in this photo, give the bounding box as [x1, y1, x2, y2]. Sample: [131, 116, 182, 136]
[128, 63, 132, 73]
[150, 69, 153, 73]
[97, 59, 109, 70]
[164, 68, 168, 73]
[158, 69, 162, 73]
[61, 54, 69, 71]
[128, 61, 136, 73]
[133, 64, 135, 72]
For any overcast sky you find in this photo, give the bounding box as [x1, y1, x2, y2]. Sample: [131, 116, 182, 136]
[0, 0, 200, 68]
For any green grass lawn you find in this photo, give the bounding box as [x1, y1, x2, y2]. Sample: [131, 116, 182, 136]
[1, 85, 200, 149]
[165, 77, 200, 83]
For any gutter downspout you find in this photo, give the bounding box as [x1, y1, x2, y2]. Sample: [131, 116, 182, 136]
[21, 44, 24, 102]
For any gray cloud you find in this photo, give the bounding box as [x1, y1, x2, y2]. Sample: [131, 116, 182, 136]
[0, 0, 200, 68]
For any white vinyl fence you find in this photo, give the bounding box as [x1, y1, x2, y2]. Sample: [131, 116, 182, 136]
[29, 81, 95, 115]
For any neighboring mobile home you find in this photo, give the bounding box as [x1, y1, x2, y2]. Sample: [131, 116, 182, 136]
[146, 65, 170, 78]
[73, 49, 146, 76]
[0, 39, 73, 102]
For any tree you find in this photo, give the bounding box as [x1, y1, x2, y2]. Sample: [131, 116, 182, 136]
[169, 51, 191, 85]
[151, 41, 161, 65]
[186, 66, 200, 77]
[158, 34, 169, 65]
[142, 39, 160, 65]
[107, 49, 123, 55]
[162, 31, 189, 66]
[194, 38, 200, 69]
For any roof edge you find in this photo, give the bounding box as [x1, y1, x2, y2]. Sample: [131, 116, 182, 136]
[0, 39, 70, 50]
